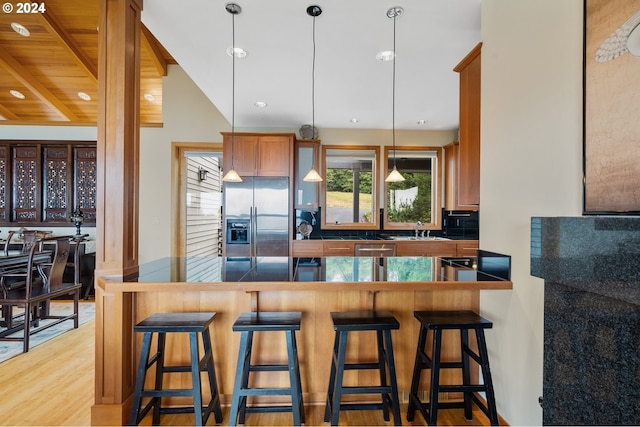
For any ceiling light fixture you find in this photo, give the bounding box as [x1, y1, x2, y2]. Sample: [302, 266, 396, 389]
[144, 93, 156, 102]
[11, 23, 30, 37]
[9, 90, 25, 99]
[303, 5, 323, 183]
[77, 92, 91, 101]
[254, 101, 267, 108]
[226, 47, 247, 58]
[385, 6, 405, 183]
[222, 2, 243, 183]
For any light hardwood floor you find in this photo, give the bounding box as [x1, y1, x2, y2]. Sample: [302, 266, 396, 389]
[0, 318, 500, 426]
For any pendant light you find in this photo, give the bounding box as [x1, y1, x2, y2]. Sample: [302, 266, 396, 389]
[303, 5, 323, 183]
[385, 6, 405, 183]
[222, 3, 243, 183]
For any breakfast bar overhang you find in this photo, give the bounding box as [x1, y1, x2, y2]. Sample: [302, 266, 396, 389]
[91, 255, 512, 425]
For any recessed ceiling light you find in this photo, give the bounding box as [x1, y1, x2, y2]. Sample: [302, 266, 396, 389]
[417, 119, 427, 125]
[226, 47, 247, 58]
[144, 93, 156, 102]
[376, 50, 395, 61]
[77, 92, 91, 101]
[11, 23, 30, 37]
[9, 90, 25, 99]
[253, 101, 267, 108]
[350, 118, 359, 123]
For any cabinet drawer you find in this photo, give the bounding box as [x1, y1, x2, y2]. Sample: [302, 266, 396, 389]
[323, 241, 355, 256]
[396, 241, 457, 257]
[292, 240, 323, 257]
[456, 241, 479, 256]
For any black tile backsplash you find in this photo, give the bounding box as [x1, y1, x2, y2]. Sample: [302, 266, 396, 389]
[294, 208, 480, 240]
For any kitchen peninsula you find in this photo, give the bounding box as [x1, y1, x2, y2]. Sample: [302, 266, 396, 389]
[92, 253, 511, 425]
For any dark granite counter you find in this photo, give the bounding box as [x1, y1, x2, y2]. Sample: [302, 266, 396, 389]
[531, 216, 640, 425]
[133, 255, 509, 285]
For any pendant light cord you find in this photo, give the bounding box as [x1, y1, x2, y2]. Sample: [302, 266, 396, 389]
[231, 11, 236, 168]
[312, 14, 316, 137]
[392, 12, 397, 170]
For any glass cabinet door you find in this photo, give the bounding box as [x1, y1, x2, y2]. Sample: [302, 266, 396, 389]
[294, 140, 320, 210]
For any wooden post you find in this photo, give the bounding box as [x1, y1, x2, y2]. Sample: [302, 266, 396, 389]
[92, 0, 142, 424]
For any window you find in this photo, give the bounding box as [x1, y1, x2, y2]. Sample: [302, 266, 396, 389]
[384, 147, 441, 230]
[322, 146, 379, 230]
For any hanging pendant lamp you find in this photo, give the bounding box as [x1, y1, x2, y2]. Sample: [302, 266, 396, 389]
[303, 5, 323, 183]
[385, 6, 405, 183]
[222, 3, 243, 183]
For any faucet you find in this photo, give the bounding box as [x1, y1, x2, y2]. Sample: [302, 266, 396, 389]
[415, 221, 423, 238]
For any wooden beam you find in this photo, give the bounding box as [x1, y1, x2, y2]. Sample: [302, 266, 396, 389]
[141, 24, 167, 76]
[38, 9, 99, 84]
[0, 45, 79, 121]
[0, 103, 19, 120]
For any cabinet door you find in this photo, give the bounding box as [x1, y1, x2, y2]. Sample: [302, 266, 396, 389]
[13, 146, 39, 222]
[257, 135, 291, 176]
[0, 146, 9, 222]
[454, 43, 481, 206]
[231, 135, 258, 176]
[294, 140, 320, 210]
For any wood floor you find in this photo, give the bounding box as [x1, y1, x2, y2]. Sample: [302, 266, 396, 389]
[0, 318, 499, 426]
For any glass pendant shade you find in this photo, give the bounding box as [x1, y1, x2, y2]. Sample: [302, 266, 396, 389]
[385, 165, 405, 182]
[303, 167, 323, 182]
[222, 168, 242, 182]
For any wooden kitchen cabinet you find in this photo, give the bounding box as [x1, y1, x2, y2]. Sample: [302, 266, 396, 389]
[395, 241, 458, 257]
[222, 132, 294, 177]
[322, 241, 355, 256]
[454, 42, 481, 206]
[292, 240, 323, 257]
[444, 142, 478, 211]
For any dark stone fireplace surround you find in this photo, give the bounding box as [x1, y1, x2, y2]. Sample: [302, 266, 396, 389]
[531, 217, 640, 425]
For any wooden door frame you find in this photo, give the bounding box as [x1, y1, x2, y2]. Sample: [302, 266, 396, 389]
[171, 142, 223, 257]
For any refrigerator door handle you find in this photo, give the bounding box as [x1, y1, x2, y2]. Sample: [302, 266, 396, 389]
[252, 206, 258, 257]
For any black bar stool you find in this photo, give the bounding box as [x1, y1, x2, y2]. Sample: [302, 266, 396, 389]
[324, 310, 401, 426]
[228, 311, 305, 426]
[128, 312, 223, 426]
[407, 310, 499, 425]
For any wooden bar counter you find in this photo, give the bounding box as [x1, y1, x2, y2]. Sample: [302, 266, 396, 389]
[92, 255, 512, 425]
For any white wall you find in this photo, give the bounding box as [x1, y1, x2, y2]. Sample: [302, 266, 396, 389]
[139, 65, 230, 263]
[480, 1, 583, 424]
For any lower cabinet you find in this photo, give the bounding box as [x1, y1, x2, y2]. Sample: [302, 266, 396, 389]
[322, 241, 355, 256]
[292, 240, 478, 257]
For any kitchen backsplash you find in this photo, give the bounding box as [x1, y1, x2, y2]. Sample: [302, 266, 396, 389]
[295, 208, 479, 240]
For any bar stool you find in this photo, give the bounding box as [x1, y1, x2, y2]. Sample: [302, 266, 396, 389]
[128, 312, 223, 426]
[407, 310, 499, 425]
[324, 310, 401, 426]
[228, 311, 305, 426]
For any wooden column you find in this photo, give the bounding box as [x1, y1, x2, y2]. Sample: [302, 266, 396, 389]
[92, 0, 141, 424]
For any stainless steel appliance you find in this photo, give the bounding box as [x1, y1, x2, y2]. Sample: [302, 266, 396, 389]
[224, 177, 290, 257]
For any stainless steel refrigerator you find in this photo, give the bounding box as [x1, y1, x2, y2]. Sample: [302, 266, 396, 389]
[224, 177, 290, 257]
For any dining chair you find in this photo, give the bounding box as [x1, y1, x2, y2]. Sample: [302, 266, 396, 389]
[1, 231, 15, 257]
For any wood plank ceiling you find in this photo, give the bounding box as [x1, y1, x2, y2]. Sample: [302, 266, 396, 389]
[0, 0, 175, 126]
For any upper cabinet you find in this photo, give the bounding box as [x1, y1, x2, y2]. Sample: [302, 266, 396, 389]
[222, 132, 294, 177]
[294, 140, 321, 211]
[453, 42, 481, 206]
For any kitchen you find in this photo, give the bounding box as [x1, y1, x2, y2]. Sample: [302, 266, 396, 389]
[0, 1, 610, 425]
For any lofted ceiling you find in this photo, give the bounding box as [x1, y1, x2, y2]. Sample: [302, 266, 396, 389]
[142, 0, 481, 131]
[0, 0, 175, 126]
